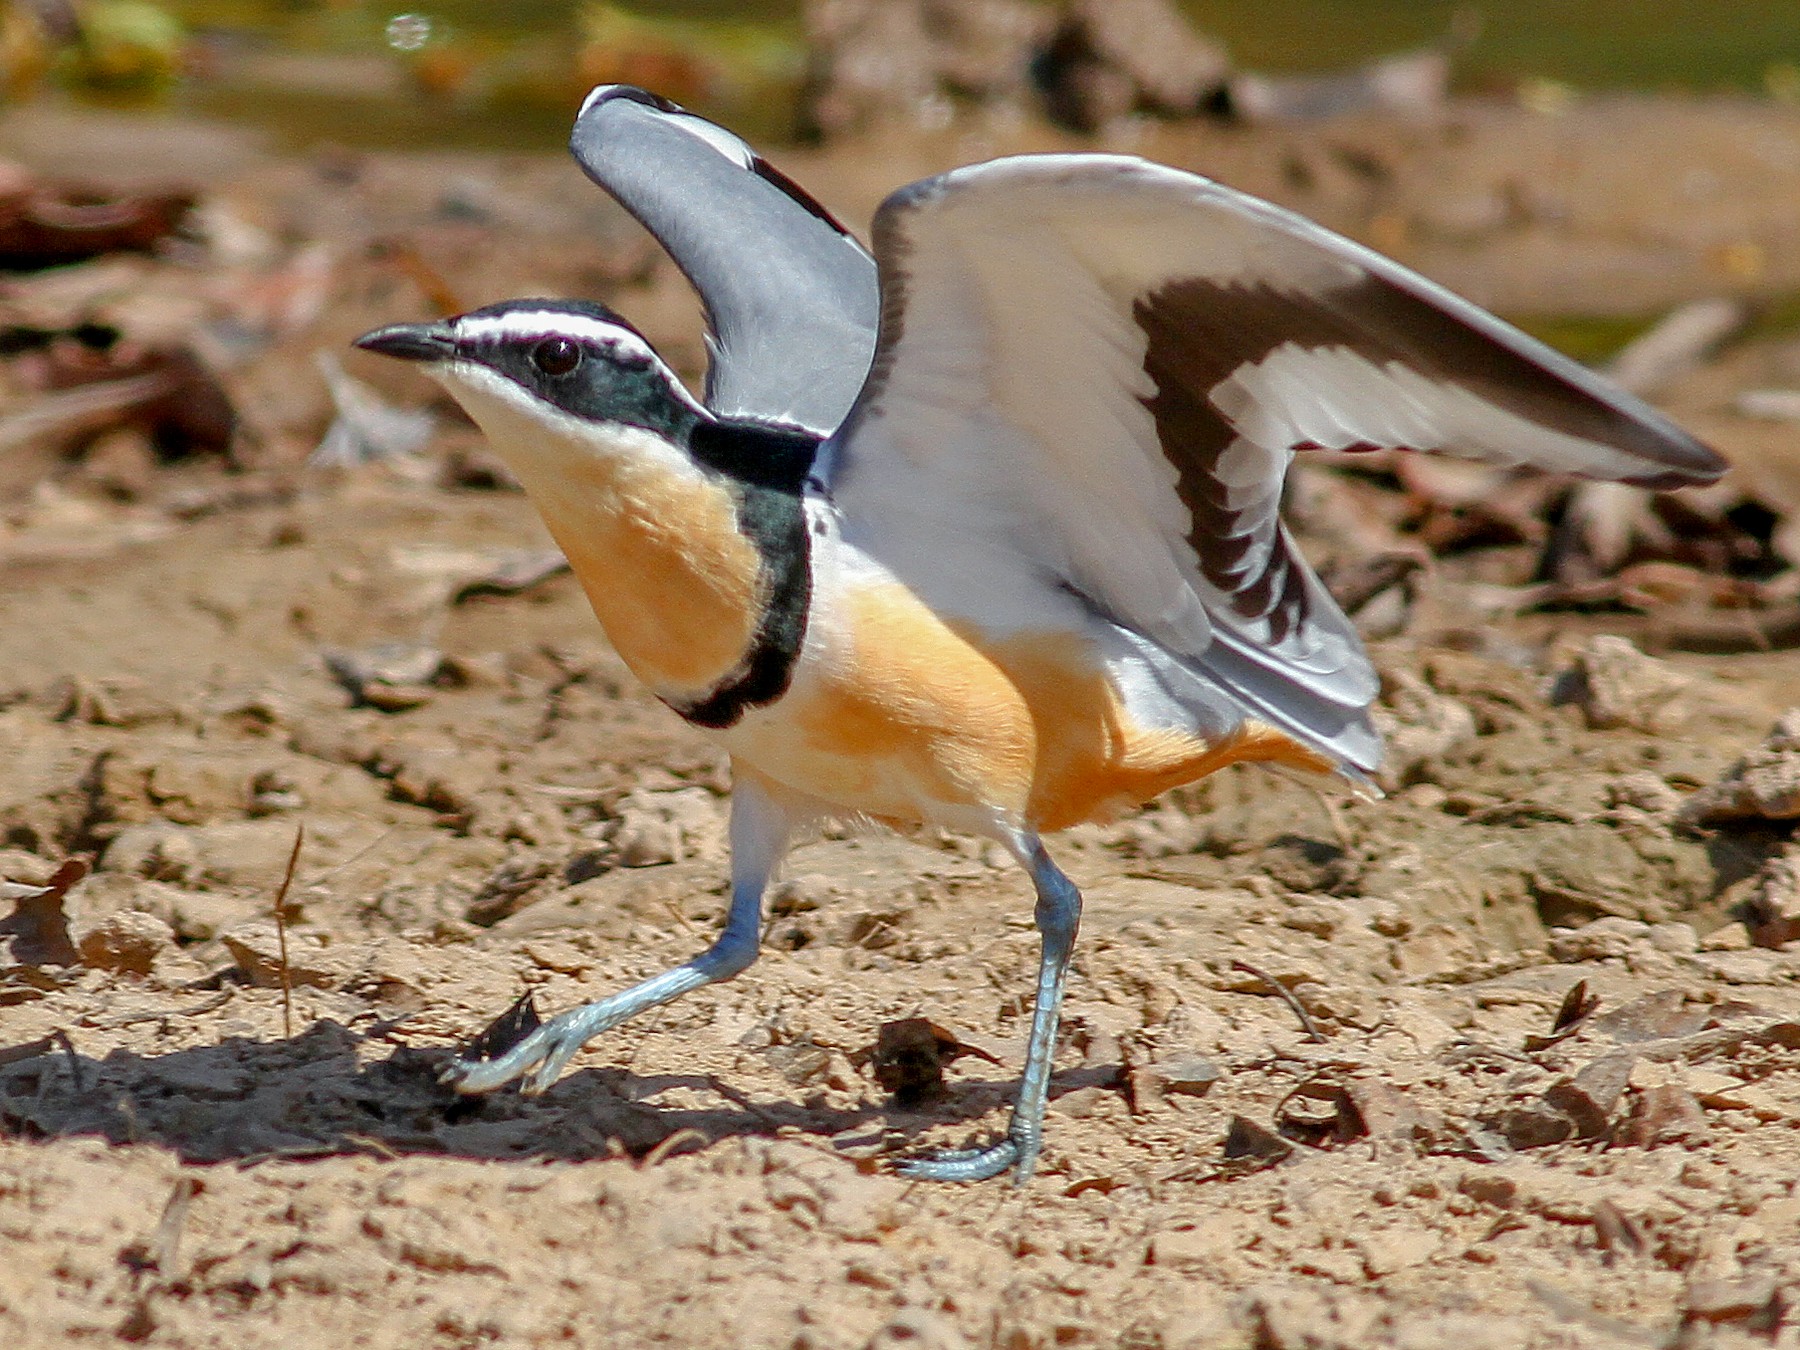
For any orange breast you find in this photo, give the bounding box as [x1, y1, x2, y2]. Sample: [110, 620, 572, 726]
[534, 455, 765, 699]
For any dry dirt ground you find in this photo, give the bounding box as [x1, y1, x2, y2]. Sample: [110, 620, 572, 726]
[2, 95, 1800, 1348]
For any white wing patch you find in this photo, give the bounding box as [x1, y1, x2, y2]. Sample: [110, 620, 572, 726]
[1219, 343, 1677, 480]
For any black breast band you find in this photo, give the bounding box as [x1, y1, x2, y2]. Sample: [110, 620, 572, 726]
[665, 420, 817, 730]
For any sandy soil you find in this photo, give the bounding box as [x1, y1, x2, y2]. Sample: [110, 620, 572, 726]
[2, 95, 1799, 1348]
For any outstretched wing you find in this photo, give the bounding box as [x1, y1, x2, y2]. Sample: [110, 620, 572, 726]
[570, 86, 880, 435]
[830, 154, 1724, 772]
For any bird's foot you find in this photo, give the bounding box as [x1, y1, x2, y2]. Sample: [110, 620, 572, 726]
[440, 1005, 607, 1095]
[892, 1131, 1037, 1185]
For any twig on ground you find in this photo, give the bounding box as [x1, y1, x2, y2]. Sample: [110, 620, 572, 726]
[302, 825, 396, 886]
[659, 897, 701, 942]
[53, 1028, 85, 1092]
[274, 825, 305, 1040]
[1231, 958, 1326, 1043]
[704, 1074, 786, 1129]
[640, 1127, 709, 1167]
[338, 1132, 400, 1161]
[89, 989, 233, 1030]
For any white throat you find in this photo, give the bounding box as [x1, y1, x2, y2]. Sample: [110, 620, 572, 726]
[428, 361, 697, 486]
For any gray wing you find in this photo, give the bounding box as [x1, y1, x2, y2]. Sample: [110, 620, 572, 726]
[570, 85, 880, 435]
[830, 155, 1725, 777]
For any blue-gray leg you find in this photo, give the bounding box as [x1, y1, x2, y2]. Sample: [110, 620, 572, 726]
[443, 775, 795, 1096]
[895, 836, 1082, 1184]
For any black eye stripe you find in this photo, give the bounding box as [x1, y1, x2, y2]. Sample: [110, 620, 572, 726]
[514, 334, 658, 377]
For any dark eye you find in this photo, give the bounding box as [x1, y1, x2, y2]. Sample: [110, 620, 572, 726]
[531, 337, 581, 376]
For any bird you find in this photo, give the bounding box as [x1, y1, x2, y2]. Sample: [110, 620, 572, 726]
[354, 87, 1726, 1183]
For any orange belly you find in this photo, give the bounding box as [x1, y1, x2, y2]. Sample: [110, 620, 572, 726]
[980, 629, 1335, 831]
[768, 582, 1037, 824]
[753, 581, 1332, 832]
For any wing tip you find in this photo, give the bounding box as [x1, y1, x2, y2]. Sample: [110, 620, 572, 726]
[573, 84, 859, 246]
[1620, 428, 1730, 488]
[575, 83, 678, 124]
[571, 84, 656, 164]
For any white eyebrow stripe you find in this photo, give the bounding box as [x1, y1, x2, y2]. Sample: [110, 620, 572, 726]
[454, 310, 660, 364]
[448, 309, 713, 422]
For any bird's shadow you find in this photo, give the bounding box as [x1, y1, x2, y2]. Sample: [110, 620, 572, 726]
[0, 1016, 1118, 1168]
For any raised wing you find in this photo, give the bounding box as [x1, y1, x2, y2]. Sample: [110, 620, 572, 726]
[570, 86, 880, 435]
[831, 154, 1724, 772]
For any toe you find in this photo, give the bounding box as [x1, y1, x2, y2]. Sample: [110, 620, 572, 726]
[444, 1056, 521, 1094]
[892, 1138, 1021, 1183]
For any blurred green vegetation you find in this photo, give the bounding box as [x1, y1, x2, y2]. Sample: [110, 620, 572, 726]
[1514, 288, 1800, 367]
[1183, 0, 1799, 92]
[2, 0, 1797, 151]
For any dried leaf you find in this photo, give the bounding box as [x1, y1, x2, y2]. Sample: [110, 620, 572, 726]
[1061, 1175, 1123, 1198]
[1222, 1114, 1294, 1166]
[1224, 27, 1463, 123]
[0, 858, 85, 966]
[0, 183, 196, 269]
[1317, 550, 1424, 616]
[0, 371, 168, 458]
[1735, 388, 1800, 422]
[1552, 1053, 1636, 1139]
[460, 991, 542, 1064]
[1524, 978, 1601, 1050]
[368, 236, 465, 317]
[863, 1017, 1001, 1107]
[1552, 979, 1600, 1033]
[1603, 297, 1747, 397]
[311, 352, 436, 467]
[1610, 1084, 1707, 1148]
[1273, 1076, 1365, 1147]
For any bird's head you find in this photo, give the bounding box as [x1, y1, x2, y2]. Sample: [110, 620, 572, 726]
[354, 299, 706, 476]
